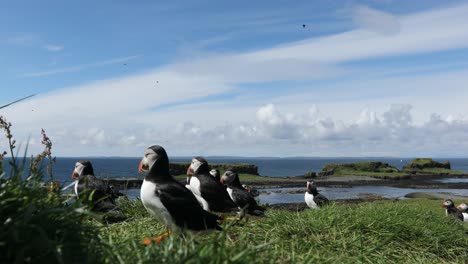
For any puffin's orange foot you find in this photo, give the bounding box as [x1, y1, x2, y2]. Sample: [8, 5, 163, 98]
[224, 217, 242, 221]
[142, 231, 172, 245]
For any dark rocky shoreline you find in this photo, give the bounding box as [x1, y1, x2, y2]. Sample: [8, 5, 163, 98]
[105, 173, 468, 190]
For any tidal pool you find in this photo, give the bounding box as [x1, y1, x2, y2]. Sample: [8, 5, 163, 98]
[256, 186, 468, 204]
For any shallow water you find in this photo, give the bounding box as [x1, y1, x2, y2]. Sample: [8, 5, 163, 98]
[118, 186, 468, 204]
[433, 178, 468, 183]
[256, 186, 468, 204]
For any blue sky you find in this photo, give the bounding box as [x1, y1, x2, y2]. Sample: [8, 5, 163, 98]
[1, 0, 468, 157]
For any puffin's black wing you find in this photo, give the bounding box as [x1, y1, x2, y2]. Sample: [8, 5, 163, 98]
[313, 193, 329, 207]
[77, 175, 116, 211]
[157, 180, 221, 231]
[231, 187, 265, 213]
[198, 174, 238, 212]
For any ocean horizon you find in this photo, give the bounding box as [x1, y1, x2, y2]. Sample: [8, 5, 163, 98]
[3, 156, 468, 187]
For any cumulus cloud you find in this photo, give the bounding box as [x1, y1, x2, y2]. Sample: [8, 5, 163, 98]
[121, 102, 467, 157]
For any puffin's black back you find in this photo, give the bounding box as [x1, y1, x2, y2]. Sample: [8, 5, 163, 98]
[192, 158, 237, 212]
[155, 180, 221, 230]
[223, 170, 265, 214]
[76, 160, 117, 212]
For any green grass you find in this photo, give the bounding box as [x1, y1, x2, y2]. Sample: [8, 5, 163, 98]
[94, 198, 468, 263]
[328, 169, 410, 178]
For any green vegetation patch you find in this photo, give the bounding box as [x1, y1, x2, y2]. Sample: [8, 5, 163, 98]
[318, 161, 406, 178]
[403, 158, 451, 171]
[97, 199, 468, 263]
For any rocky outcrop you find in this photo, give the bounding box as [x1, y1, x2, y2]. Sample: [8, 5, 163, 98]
[402, 158, 450, 171]
[169, 162, 259, 176]
[318, 161, 399, 176]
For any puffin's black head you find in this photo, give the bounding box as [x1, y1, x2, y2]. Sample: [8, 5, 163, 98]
[72, 160, 94, 179]
[209, 168, 220, 178]
[442, 199, 455, 209]
[306, 181, 318, 194]
[186, 156, 209, 175]
[221, 168, 241, 187]
[138, 145, 170, 175]
[210, 168, 221, 182]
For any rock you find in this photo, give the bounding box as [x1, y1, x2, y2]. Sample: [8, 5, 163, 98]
[318, 161, 399, 176]
[402, 158, 451, 171]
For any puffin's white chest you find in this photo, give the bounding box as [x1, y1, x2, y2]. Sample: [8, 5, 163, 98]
[463, 212, 468, 222]
[74, 180, 79, 198]
[226, 187, 234, 201]
[188, 177, 210, 211]
[305, 192, 318, 209]
[140, 179, 173, 227]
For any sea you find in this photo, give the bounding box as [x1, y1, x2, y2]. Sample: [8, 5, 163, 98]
[3, 156, 468, 186]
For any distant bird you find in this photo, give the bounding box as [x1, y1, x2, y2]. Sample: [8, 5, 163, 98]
[139, 145, 221, 244]
[304, 181, 329, 209]
[442, 199, 468, 222]
[71, 160, 119, 212]
[302, 24, 306, 28]
[457, 202, 468, 213]
[209, 168, 221, 183]
[123, 63, 127, 66]
[186, 157, 238, 213]
[221, 169, 265, 217]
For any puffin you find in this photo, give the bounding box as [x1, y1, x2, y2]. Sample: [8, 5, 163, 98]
[304, 180, 329, 209]
[456, 202, 468, 213]
[186, 157, 238, 213]
[71, 160, 118, 212]
[139, 145, 221, 244]
[221, 169, 265, 217]
[242, 184, 260, 197]
[209, 168, 221, 183]
[442, 199, 468, 222]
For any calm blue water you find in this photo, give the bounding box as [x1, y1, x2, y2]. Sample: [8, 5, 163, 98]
[3, 157, 468, 187]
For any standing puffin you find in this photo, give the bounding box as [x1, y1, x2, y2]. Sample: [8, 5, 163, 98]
[139, 145, 221, 244]
[304, 181, 329, 209]
[71, 160, 118, 212]
[186, 157, 238, 213]
[221, 169, 265, 217]
[442, 199, 468, 222]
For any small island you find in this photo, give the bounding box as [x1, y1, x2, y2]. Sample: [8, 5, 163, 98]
[104, 158, 468, 190]
[317, 158, 466, 179]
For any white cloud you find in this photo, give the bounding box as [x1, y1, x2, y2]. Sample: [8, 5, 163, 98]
[6, 34, 39, 46]
[22, 55, 141, 77]
[352, 6, 400, 35]
[43, 44, 63, 52]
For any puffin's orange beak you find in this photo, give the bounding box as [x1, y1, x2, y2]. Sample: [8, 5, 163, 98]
[186, 166, 192, 176]
[71, 171, 78, 180]
[138, 160, 144, 173]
